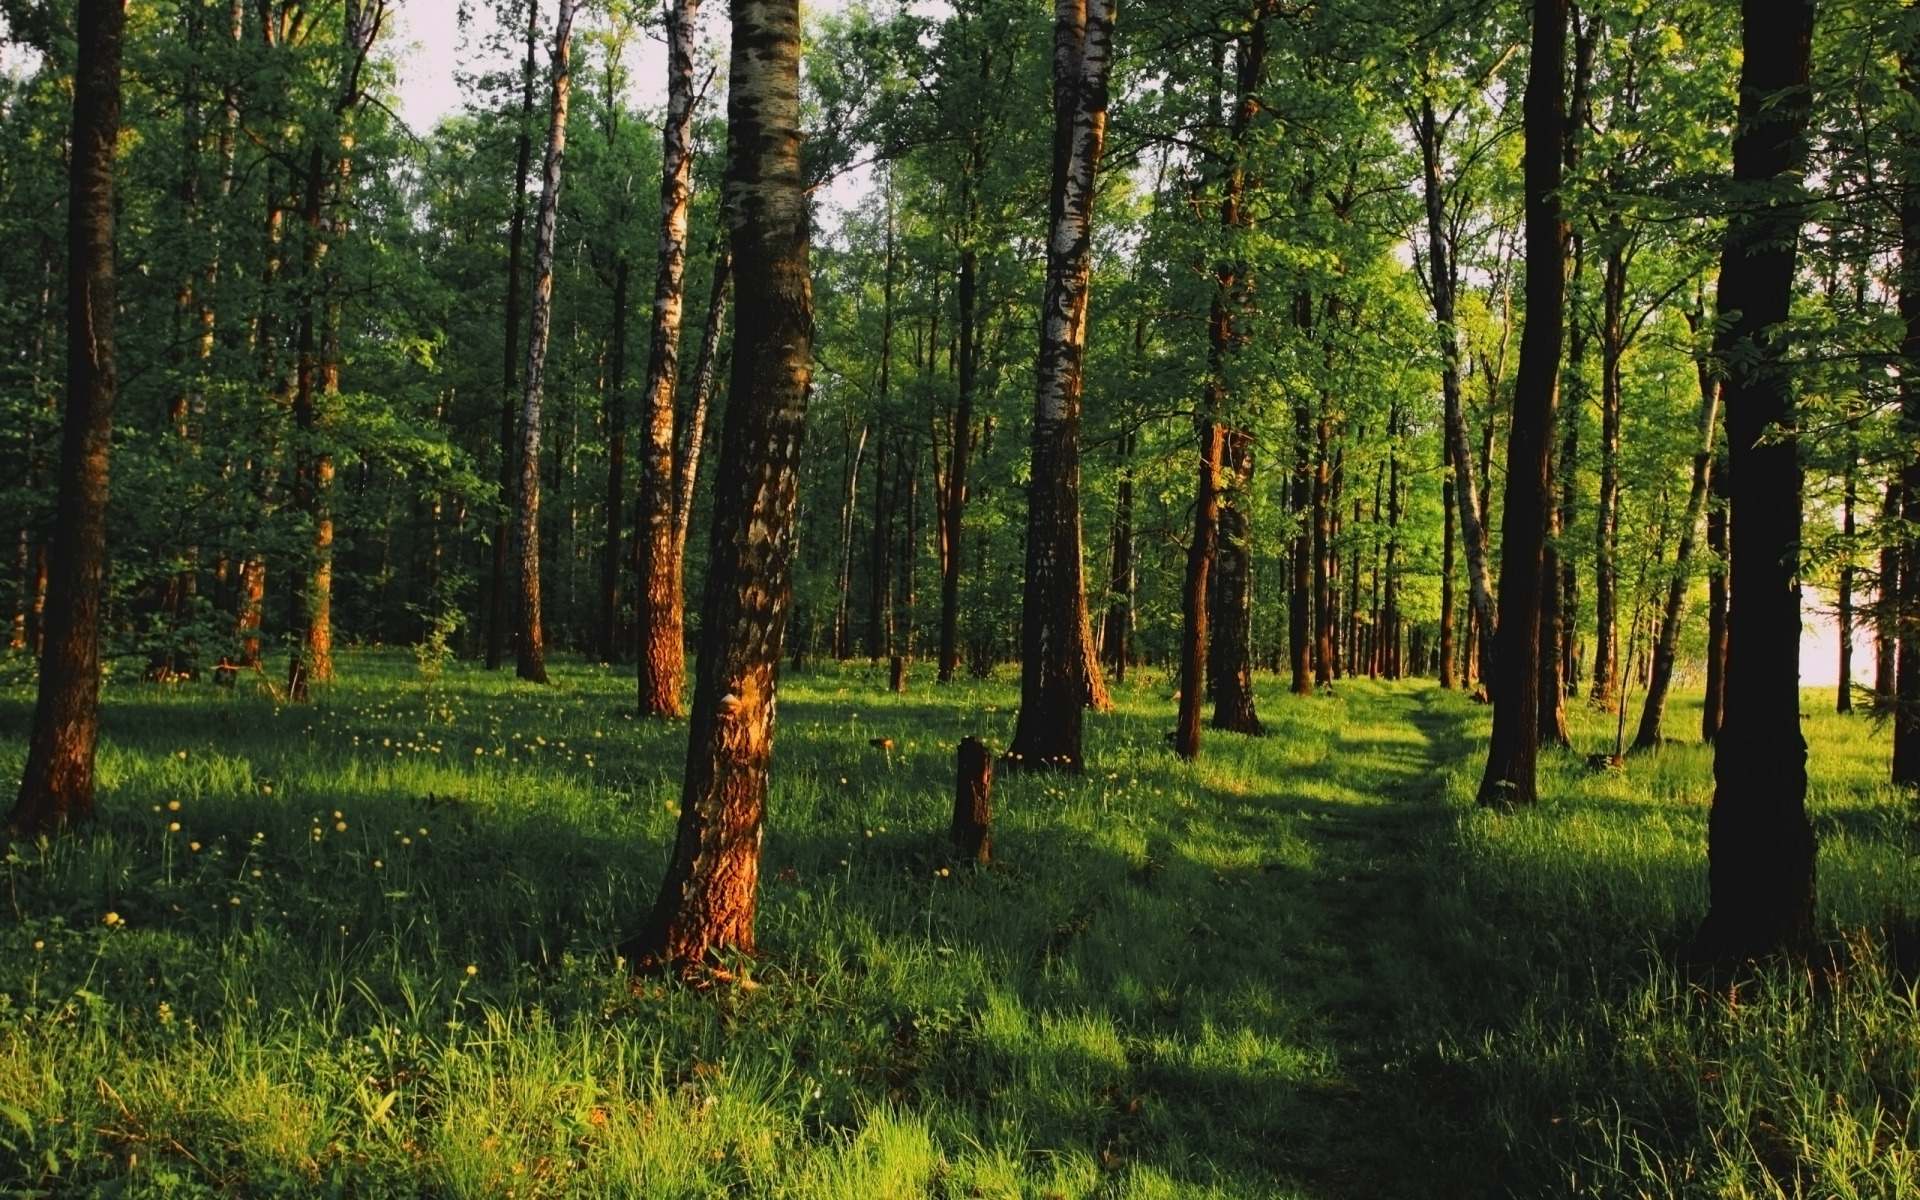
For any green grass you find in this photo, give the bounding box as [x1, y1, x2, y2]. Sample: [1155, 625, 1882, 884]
[0, 653, 1915, 1197]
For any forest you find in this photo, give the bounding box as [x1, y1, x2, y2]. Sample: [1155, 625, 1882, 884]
[1, 0, 1918, 1193]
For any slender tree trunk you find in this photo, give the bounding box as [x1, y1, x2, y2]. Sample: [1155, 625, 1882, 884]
[1478, 0, 1567, 808]
[1876, 479, 1898, 703]
[1417, 97, 1499, 660]
[1589, 240, 1626, 710]
[600, 258, 630, 663]
[673, 246, 730, 563]
[1634, 358, 1721, 750]
[623, 0, 811, 971]
[514, 0, 576, 685]
[1313, 396, 1336, 686]
[1702, 448, 1730, 741]
[1695, 0, 1816, 963]
[938, 246, 977, 683]
[1006, 0, 1116, 772]
[1893, 91, 1920, 783]
[1289, 293, 1315, 695]
[1102, 429, 1135, 681]
[1837, 434, 1855, 713]
[1176, 417, 1222, 759]
[833, 421, 867, 658]
[636, 0, 705, 715]
[490, 5, 539, 672]
[867, 438, 892, 658]
[1440, 434, 1457, 689]
[12, 0, 123, 833]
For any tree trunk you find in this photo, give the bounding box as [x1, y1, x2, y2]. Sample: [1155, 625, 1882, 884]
[833, 420, 867, 658]
[1876, 479, 1897, 703]
[1211, 427, 1262, 732]
[623, 0, 811, 972]
[1837, 430, 1855, 714]
[1702, 450, 1729, 741]
[1589, 239, 1626, 710]
[1478, 0, 1566, 809]
[1439, 434, 1457, 689]
[1176, 418, 1222, 759]
[1634, 354, 1721, 751]
[1313, 396, 1336, 686]
[1005, 0, 1116, 773]
[1894, 87, 1920, 784]
[1101, 430, 1135, 682]
[938, 246, 977, 683]
[514, 0, 576, 685]
[951, 736, 993, 863]
[489, 5, 539, 672]
[1417, 97, 1499, 665]
[1694, 0, 1816, 963]
[12, 0, 123, 834]
[866, 438, 893, 659]
[1289, 293, 1315, 695]
[636, 0, 705, 716]
[673, 247, 730, 566]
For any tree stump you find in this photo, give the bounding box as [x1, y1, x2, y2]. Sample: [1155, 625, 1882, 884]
[889, 655, 909, 693]
[950, 736, 992, 863]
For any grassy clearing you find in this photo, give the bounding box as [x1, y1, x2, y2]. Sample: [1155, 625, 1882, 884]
[0, 653, 1914, 1197]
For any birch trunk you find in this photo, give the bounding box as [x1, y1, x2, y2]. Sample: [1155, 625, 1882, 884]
[514, 0, 576, 685]
[1005, 0, 1116, 772]
[625, 0, 812, 971]
[636, 0, 705, 715]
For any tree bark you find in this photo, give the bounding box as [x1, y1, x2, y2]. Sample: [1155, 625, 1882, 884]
[1439, 433, 1457, 689]
[938, 245, 978, 683]
[489, 4, 540, 672]
[832, 420, 867, 658]
[12, 0, 123, 834]
[1417, 97, 1499, 664]
[674, 247, 731, 566]
[1837, 426, 1855, 713]
[636, 0, 705, 716]
[1894, 93, 1920, 783]
[1478, 0, 1567, 808]
[1176, 418, 1222, 759]
[1695, 0, 1816, 963]
[1702, 447, 1729, 741]
[601, 257, 631, 663]
[1634, 351, 1720, 751]
[951, 736, 993, 862]
[624, 0, 811, 971]
[1101, 430, 1135, 681]
[1589, 239, 1626, 710]
[1211, 427, 1262, 732]
[1005, 0, 1116, 773]
[514, 0, 576, 685]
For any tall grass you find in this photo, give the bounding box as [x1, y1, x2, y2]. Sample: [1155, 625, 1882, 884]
[0, 654, 1913, 1196]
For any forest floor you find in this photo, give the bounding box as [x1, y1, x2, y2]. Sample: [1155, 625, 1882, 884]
[0, 651, 1917, 1198]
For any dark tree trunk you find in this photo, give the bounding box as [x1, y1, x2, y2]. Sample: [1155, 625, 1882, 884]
[514, 0, 576, 686]
[12, 0, 123, 834]
[1211, 428, 1262, 732]
[1478, 0, 1567, 808]
[1894, 101, 1920, 783]
[1634, 354, 1720, 751]
[624, 0, 812, 973]
[489, 2, 539, 672]
[938, 246, 977, 684]
[1313, 399, 1336, 687]
[832, 420, 867, 658]
[1289, 293, 1315, 695]
[1589, 240, 1626, 710]
[1101, 430, 1135, 681]
[1876, 479, 1898, 703]
[1837, 431, 1855, 714]
[1439, 435, 1457, 690]
[636, 0, 705, 716]
[673, 247, 730, 567]
[866, 438, 893, 659]
[1006, 0, 1116, 772]
[1694, 0, 1816, 964]
[1702, 454, 1730, 742]
[1176, 418, 1222, 759]
[951, 736, 993, 862]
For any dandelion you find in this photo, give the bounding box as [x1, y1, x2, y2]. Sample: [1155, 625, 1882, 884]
[373, 860, 384, 869]
[229, 897, 240, 906]
[103, 912, 121, 926]
[334, 811, 343, 819]
[176, 751, 187, 760]
[32, 940, 43, 951]
[418, 828, 428, 836]
[261, 784, 273, 794]
[168, 822, 180, 833]
[151, 805, 161, 813]
[167, 800, 180, 812]
[189, 842, 200, 852]
[465, 964, 478, 977]
[401, 837, 411, 846]
[335, 821, 348, 833]
[250, 869, 262, 878]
